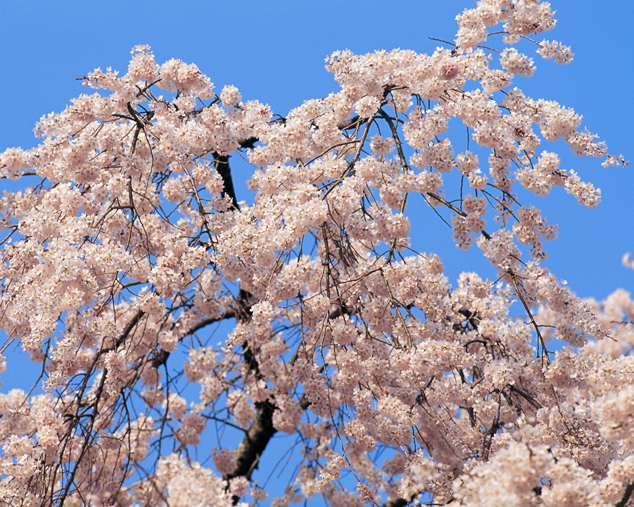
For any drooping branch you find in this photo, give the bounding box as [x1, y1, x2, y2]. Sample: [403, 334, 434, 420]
[213, 152, 240, 211]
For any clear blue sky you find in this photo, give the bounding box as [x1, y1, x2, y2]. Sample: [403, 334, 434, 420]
[0, 0, 632, 410]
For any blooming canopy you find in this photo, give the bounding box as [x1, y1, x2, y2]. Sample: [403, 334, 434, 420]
[0, 1, 632, 507]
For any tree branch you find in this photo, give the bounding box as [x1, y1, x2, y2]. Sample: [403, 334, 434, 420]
[380, 500, 408, 507]
[616, 482, 634, 507]
[226, 401, 277, 481]
[214, 152, 240, 211]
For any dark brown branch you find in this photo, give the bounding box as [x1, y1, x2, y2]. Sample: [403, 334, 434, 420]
[337, 115, 363, 130]
[238, 136, 258, 149]
[458, 308, 481, 330]
[616, 482, 634, 507]
[380, 500, 408, 507]
[226, 401, 277, 481]
[223, 302, 359, 503]
[224, 291, 277, 503]
[152, 310, 237, 368]
[213, 152, 240, 211]
[188, 310, 237, 335]
[508, 384, 542, 409]
[115, 310, 145, 349]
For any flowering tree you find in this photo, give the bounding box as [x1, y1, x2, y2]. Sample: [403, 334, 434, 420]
[0, 1, 632, 506]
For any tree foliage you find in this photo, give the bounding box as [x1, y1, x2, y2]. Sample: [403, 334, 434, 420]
[0, 1, 632, 506]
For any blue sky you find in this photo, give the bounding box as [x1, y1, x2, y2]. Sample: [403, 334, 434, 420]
[0, 1, 632, 503]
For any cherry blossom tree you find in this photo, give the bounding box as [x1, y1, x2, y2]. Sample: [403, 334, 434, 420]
[0, 1, 632, 506]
